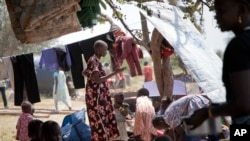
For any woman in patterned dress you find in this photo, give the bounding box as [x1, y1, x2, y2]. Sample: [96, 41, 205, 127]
[83, 40, 125, 141]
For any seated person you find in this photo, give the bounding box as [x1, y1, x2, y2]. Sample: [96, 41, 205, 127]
[41, 120, 61, 141]
[152, 116, 185, 141]
[154, 135, 173, 141]
[28, 119, 43, 141]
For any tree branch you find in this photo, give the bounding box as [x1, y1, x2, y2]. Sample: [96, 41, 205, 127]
[100, 13, 115, 25]
[200, 0, 214, 10]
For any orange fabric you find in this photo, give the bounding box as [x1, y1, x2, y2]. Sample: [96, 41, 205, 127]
[144, 65, 153, 82]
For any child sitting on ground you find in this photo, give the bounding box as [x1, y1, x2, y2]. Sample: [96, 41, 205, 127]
[28, 119, 43, 141]
[16, 101, 34, 141]
[41, 120, 62, 141]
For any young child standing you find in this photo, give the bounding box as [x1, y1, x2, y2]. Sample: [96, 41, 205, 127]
[113, 92, 132, 141]
[16, 101, 34, 141]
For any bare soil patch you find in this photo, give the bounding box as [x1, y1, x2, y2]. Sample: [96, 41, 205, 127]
[0, 76, 145, 141]
[0, 94, 86, 141]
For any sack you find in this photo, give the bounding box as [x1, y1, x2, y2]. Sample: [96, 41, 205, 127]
[62, 121, 91, 141]
[61, 109, 91, 141]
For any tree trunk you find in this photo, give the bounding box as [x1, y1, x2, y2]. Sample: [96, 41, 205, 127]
[151, 28, 164, 97]
[162, 56, 173, 99]
[151, 28, 173, 99]
[140, 13, 150, 44]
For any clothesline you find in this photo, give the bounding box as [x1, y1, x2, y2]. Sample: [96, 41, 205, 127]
[0, 46, 65, 60]
[1, 53, 41, 106]
[0, 52, 34, 60]
[0, 17, 149, 59]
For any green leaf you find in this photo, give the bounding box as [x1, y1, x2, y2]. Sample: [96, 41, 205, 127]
[99, 0, 107, 10]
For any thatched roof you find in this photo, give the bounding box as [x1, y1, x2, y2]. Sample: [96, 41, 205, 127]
[4, 0, 101, 43]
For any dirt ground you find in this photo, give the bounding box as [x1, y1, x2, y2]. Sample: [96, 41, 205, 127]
[0, 90, 87, 141]
[0, 76, 145, 141]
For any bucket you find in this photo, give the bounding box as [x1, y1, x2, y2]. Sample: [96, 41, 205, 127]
[182, 116, 222, 136]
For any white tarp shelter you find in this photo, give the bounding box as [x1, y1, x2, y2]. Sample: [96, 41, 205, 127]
[138, 2, 226, 103]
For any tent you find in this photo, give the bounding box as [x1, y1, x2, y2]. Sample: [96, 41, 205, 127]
[138, 2, 226, 103]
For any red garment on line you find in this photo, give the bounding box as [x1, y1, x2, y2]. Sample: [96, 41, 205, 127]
[115, 36, 143, 77]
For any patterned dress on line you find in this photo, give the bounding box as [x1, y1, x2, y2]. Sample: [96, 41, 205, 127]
[83, 56, 119, 141]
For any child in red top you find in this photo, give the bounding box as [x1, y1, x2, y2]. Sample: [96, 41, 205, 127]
[16, 101, 34, 141]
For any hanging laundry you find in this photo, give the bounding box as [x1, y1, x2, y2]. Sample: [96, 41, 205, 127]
[111, 24, 142, 77]
[109, 24, 127, 81]
[5, 0, 82, 43]
[65, 32, 115, 89]
[54, 48, 71, 72]
[137, 47, 144, 59]
[79, 33, 115, 62]
[115, 36, 143, 77]
[66, 42, 85, 89]
[11, 53, 40, 106]
[39, 47, 72, 71]
[39, 48, 59, 71]
[161, 39, 175, 57]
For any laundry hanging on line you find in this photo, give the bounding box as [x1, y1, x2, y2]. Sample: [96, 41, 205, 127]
[65, 32, 115, 89]
[10, 53, 40, 106]
[39, 47, 71, 72]
[111, 24, 143, 77]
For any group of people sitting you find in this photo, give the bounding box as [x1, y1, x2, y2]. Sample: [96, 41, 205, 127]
[16, 101, 62, 141]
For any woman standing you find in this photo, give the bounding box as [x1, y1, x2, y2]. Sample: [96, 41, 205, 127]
[53, 68, 72, 112]
[83, 40, 125, 141]
[185, 0, 250, 128]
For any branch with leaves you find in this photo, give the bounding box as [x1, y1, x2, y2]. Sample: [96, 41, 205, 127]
[103, 0, 215, 47]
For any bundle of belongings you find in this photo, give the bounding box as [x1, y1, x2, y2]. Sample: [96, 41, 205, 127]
[5, 0, 82, 43]
[61, 108, 91, 141]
